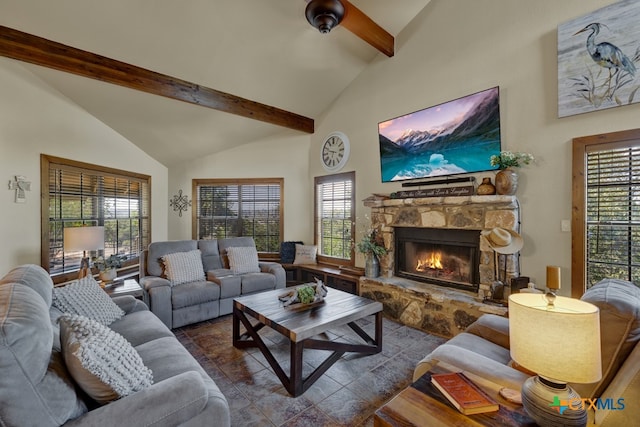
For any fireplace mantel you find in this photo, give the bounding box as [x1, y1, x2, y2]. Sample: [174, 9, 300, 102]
[364, 194, 520, 298]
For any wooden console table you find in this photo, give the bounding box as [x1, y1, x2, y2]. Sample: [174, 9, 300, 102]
[284, 263, 362, 294]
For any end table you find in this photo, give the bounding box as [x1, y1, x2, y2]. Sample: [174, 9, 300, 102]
[374, 362, 535, 427]
[104, 279, 146, 304]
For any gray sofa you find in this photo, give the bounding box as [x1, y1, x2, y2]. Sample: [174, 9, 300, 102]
[414, 278, 640, 426]
[0, 264, 230, 427]
[140, 237, 286, 329]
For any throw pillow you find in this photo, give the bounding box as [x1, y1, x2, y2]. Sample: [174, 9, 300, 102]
[293, 244, 317, 265]
[280, 241, 304, 264]
[226, 246, 261, 275]
[59, 314, 154, 405]
[53, 276, 124, 326]
[162, 250, 205, 286]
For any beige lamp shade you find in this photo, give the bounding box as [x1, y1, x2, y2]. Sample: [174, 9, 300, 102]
[63, 226, 105, 252]
[509, 293, 602, 384]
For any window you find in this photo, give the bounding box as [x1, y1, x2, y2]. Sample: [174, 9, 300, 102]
[572, 129, 640, 296]
[315, 172, 355, 265]
[41, 155, 151, 283]
[194, 178, 283, 253]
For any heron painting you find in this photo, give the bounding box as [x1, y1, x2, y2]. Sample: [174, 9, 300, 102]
[558, 0, 640, 117]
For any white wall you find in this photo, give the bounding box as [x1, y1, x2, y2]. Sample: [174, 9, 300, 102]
[6, 0, 637, 294]
[307, 0, 640, 294]
[168, 133, 312, 242]
[0, 58, 168, 275]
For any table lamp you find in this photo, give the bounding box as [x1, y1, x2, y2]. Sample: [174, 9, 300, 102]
[63, 226, 105, 279]
[509, 293, 601, 427]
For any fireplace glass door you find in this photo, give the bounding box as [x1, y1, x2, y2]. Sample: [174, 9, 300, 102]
[395, 227, 480, 291]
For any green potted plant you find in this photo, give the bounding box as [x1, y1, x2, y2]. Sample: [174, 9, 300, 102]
[490, 150, 534, 169]
[93, 254, 123, 282]
[356, 228, 388, 278]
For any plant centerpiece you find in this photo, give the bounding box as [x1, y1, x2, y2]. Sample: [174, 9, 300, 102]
[489, 150, 535, 195]
[356, 228, 388, 278]
[93, 254, 123, 282]
[490, 151, 535, 170]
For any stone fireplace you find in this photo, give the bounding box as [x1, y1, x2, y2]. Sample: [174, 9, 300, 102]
[359, 194, 520, 337]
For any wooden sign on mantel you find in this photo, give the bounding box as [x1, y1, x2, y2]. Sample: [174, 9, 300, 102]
[390, 185, 475, 199]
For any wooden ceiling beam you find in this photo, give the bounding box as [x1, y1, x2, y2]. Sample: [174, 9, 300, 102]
[0, 25, 314, 134]
[341, 1, 394, 57]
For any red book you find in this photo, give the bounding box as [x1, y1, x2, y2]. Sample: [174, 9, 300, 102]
[431, 372, 499, 415]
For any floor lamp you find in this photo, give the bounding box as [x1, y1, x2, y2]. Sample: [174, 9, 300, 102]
[64, 226, 105, 279]
[509, 293, 601, 427]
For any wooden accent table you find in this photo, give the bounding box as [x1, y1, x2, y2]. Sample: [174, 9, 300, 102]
[104, 279, 146, 304]
[233, 287, 383, 396]
[374, 363, 536, 427]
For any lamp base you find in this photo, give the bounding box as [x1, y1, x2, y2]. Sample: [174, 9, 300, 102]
[521, 376, 587, 427]
[78, 257, 90, 279]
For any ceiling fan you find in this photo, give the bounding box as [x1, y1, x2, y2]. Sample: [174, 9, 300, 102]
[304, 0, 394, 57]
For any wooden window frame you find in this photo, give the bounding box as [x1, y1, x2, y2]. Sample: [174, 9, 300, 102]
[314, 171, 356, 267]
[572, 128, 640, 297]
[192, 178, 284, 256]
[41, 154, 151, 284]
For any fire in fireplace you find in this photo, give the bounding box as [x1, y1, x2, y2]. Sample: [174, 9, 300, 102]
[416, 251, 444, 271]
[395, 227, 480, 291]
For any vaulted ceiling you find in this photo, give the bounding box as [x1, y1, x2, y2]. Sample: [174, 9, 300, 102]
[1, 0, 430, 166]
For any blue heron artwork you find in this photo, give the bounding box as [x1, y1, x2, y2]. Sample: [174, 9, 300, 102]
[558, 0, 640, 117]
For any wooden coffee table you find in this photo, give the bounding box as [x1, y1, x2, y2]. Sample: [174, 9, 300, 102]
[374, 362, 536, 427]
[233, 287, 383, 396]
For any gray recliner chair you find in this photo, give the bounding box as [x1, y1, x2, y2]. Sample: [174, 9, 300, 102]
[140, 237, 285, 329]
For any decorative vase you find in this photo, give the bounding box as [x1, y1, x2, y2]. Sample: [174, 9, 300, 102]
[476, 177, 496, 195]
[99, 268, 117, 282]
[495, 168, 519, 195]
[365, 253, 380, 278]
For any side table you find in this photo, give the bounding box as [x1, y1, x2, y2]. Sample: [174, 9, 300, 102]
[103, 279, 147, 305]
[374, 362, 535, 427]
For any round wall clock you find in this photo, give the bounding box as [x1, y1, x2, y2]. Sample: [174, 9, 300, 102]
[320, 131, 350, 172]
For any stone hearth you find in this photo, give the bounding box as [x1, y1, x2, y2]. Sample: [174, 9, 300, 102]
[359, 276, 507, 338]
[360, 194, 519, 337]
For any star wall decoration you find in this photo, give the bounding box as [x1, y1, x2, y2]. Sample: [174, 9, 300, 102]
[169, 189, 191, 217]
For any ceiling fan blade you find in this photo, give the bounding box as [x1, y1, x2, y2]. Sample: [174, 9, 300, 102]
[341, 0, 394, 57]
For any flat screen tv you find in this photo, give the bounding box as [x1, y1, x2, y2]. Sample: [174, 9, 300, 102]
[378, 87, 502, 183]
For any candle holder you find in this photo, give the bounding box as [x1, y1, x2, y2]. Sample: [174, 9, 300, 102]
[545, 265, 561, 308]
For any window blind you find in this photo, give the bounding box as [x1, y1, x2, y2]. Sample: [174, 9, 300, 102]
[44, 158, 150, 276]
[195, 180, 282, 252]
[586, 145, 640, 286]
[315, 172, 355, 261]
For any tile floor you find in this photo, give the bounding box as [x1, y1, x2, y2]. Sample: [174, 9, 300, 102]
[174, 313, 446, 426]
